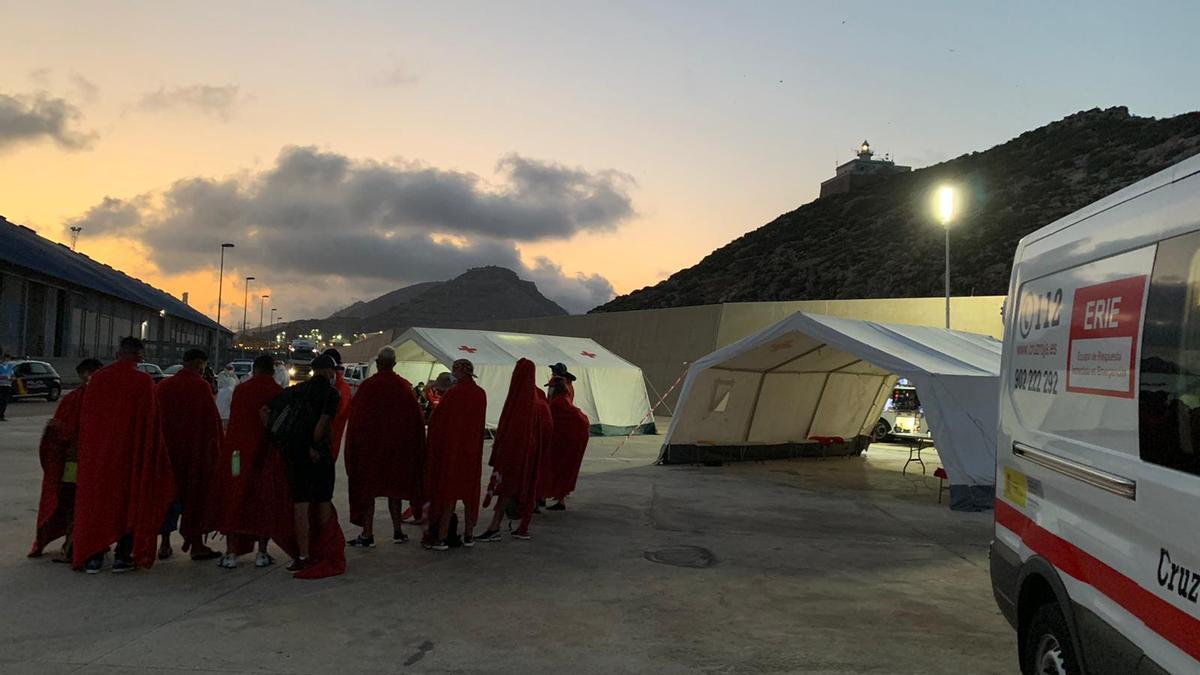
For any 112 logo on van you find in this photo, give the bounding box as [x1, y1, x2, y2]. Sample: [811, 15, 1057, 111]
[1018, 288, 1064, 339]
[1065, 275, 1147, 398]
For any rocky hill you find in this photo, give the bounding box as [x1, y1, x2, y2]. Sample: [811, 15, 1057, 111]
[258, 266, 568, 338]
[595, 107, 1200, 312]
[355, 266, 567, 331]
[327, 281, 443, 319]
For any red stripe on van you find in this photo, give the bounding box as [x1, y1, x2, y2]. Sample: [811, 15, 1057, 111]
[995, 500, 1200, 661]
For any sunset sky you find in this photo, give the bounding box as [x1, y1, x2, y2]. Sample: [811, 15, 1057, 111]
[3, 1, 1198, 326]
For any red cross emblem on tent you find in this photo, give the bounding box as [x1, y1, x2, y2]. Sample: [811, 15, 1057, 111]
[580, 351, 596, 359]
[768, 340, 794, 352]
[458, 345, 477, 353]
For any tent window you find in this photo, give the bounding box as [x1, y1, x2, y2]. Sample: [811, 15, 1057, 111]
[710, 379, 734, 413]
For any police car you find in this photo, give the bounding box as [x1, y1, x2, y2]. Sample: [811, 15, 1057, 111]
[992, 153, 1200, 673]
[6, 360, 63, 401]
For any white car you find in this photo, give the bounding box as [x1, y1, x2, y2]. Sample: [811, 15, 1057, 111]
[992, 153, 1200, 674]
[342, 362, 368, 394]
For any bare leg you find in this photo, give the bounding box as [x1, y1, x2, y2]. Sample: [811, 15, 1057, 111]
[516, 498, 535, 534]
[437, 505, 454, 542]
[316, 501, 333, 525]
[487, 497, 507, 531]
[387, 498, 405, 534]
[293, 502, 311, 558]
[464, 501, 477, 541]
[360, 500, 376, 538]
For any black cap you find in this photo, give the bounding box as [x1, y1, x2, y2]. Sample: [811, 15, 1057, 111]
[550, 362, 576, 381]
[311, 354, 337, 370]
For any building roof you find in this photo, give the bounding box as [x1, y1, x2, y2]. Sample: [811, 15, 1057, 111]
[0, 216, 230, 334]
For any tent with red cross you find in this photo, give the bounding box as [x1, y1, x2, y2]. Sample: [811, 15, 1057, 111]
[376, 326, 655, 435]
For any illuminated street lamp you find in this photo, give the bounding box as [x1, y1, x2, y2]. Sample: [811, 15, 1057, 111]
[242, 276, 256, 335]
[936, 186, 958, 329]
[215, 243, 235, 365]
[259, 294, 270, 333]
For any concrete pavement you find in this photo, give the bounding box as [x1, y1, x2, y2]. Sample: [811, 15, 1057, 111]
[0, 408, 1017, 674]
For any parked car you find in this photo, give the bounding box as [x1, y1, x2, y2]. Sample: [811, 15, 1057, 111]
[7, 360, 62, 401]
[992, 154, 1200, 674]
[226, 360, 254, 380]
[872, 382, 930, 441]
[137, 362, 167, 382]
[342, 362, 369, 394]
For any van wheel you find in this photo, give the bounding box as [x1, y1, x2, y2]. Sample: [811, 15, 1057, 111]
[45, 385, 61, 402]
[1024, 603, 1079, 675]
[870, 420, 890, 443]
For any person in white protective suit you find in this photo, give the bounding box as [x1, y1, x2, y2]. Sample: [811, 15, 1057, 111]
[215, 364, 239, 423]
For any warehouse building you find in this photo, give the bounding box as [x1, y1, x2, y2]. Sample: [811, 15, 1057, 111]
[0, 215, 231, 369]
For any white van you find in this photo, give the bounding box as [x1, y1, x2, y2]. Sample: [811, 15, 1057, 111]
[992, 153, 1200, 674]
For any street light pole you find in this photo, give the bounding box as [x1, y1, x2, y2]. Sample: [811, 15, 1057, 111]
[215, 243, 235, 365]
[945, 224, 951, 329]
[936, 186, 957, 330]
[242, 276, 255, 335]
[259, 294, 269, 333]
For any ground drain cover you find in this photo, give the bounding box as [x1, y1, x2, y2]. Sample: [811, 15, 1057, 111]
[644, 546, 717, 568]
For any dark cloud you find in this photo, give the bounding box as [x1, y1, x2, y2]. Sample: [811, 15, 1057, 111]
[0, 91, 96, 152]
[67, 146, 634, 313]
[135, 84, 243, 121]
[70, 74, 100, 103]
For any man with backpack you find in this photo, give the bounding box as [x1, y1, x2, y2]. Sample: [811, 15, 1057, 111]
[264, 354, 346, 577]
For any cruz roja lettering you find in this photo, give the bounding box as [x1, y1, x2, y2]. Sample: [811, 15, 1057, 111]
[1157, 548, 1200, 603]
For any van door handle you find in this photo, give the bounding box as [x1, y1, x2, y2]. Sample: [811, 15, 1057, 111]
[1012, 442, 1137, 500]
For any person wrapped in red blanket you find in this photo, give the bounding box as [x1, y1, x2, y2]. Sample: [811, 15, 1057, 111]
[541, 366, 590, 511]
[345, 346, 425, 547]
[156, 348, 224, 561]
[421, 359, 487, 550]
[29, 358, 102, 561]
[72, 337, 176, 573]
[477, 358, 552, 542]
[217, 354, 290, 569]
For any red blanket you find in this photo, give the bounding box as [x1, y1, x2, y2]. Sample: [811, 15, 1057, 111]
[273, 504, 347, 579]
[157, 368, 224, 547]
[72, 360, 175, 569]
[29, 386, 85, 556]
[218, 374, 290, 554]
[485, 359, 544, 506]
[345, 371, 425, 526]
[543, 393, 590, 500]
[422, 377, 487, 523]
[330, 371, 352, 461]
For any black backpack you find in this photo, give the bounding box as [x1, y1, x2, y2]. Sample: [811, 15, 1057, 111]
[265, 383, 316, 451]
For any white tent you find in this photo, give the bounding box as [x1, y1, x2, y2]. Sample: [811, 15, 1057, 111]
[376, 327, 655, 436]
[663, 312, 1001, 510]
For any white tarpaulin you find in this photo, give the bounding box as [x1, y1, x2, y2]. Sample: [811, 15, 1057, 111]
[375, 327, 655, 435]
[663, 312, 1001, 510]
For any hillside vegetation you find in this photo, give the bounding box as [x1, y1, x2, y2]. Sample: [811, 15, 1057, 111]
[596, 107, 1200, 312]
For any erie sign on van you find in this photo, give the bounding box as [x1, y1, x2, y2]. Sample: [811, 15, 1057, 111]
[1065, 276, 1146, 398]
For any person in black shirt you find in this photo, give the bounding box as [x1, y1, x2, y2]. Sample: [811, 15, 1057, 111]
[266, 354, 341, 571]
